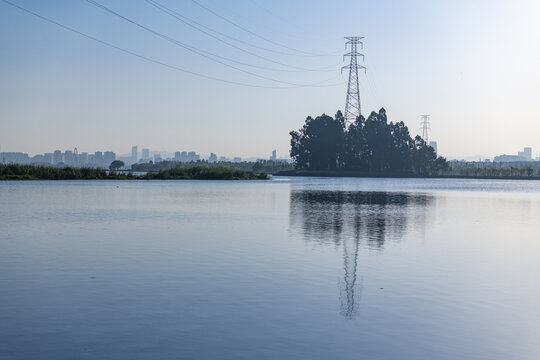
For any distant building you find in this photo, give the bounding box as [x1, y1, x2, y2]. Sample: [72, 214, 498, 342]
[174, 152, 181, 162]
[31, 154, 45, 164]
[154, 154, 162, 163]
[0, 152, 30, 164]
[94, 151, 103, 167]
[180, 151, 188, 162]
[53, 150, 63, 164]
[208, 153, 218, 162]
[219, 156, 229, 162]
[233, 157, 242, 163]
[495, 147, 533, 162]
[43, 153, 53, 164]
[103, 151, 116, 168]
[493, 154, 528, 162]
[187, 151, 200, 162]
[270, 149, 277, 161]
[31, 154, 52, 165]
[64, 150, 74, 166]
[78, 152, 88, 165]
[131, 146, 138, 165]
[142, 148, 150, 161]
[429, 141, 438, 154]
[518, 147, 532, 160]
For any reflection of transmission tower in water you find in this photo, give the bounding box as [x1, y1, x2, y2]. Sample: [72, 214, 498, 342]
[420, 115, 431, 143]
[343, 37, 366, 126]
[340, 233, 361, 319]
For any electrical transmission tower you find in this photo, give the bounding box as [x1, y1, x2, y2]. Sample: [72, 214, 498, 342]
[343, 37, 366, 126]
[420, 115, 431, 143]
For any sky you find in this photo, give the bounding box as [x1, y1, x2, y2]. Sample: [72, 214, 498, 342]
[1, 0, 539, 160]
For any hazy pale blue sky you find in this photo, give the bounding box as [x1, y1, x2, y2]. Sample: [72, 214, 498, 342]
[1, 0, 539, 159]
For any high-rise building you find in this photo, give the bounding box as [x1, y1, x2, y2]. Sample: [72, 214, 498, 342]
[53, 150, 63, 164]
[103, 151, 116, 168]
[0, 152, 30, 164]
[78, 152, 88, 165]
[187, 151, 200, 162]
[142, 148, 150, 161]
[64, 150, 74, 166]
[209, 153, 218, 162]
[94, 151, 103, 167]
[154, 154, 162, 163]
[523, 147, 532, 160]
[181, 151, 188, 162]
[32, 154, 45, 164]
[429, 141, 438, 154]
[43, 153, 53, 164]
[131, 146, 138, 164]
[233, 157, 242, 163]
[174, 152, 181, 162]
[270, 149, 277, 161]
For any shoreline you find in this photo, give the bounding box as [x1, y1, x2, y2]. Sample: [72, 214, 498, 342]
[0, 165, 268, 181]
[274, 170, 540, 181]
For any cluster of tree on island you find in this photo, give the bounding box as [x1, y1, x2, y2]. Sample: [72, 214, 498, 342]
[289, 108, 449, 176]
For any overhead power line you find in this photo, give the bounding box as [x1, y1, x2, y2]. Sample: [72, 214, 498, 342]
[246, 0, 342, 43]
[148, 0, 339, 60]
[0, 0, 341, 89]
[86, 0, 339, 87]
[145, 0, 337, 72]
[190, 0, 339, 57]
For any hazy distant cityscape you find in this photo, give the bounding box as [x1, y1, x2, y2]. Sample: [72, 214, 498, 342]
[1, 143, 538, 169]
[0, 146, 287, 168]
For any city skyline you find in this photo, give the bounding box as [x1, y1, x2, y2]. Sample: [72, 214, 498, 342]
[0, 145, 289, 167]
[1, 0, 540, 159]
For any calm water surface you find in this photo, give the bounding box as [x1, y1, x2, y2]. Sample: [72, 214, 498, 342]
[1, 177, 539, 359]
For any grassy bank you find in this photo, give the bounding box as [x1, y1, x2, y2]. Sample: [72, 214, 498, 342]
[0, 164, 267, 181]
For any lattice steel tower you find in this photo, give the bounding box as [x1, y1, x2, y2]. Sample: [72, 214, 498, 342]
[420, 115, 431, 143]
[343, 37, 366, 125]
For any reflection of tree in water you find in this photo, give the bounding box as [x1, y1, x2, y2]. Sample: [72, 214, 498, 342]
[289, 190, 433, 318]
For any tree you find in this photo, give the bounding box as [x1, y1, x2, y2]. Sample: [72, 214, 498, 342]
[290, 108, 448, 175]
[290, 112, 346, 170]
[109, 160, 125, 171]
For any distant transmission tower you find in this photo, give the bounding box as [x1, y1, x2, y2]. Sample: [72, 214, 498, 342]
[420, 115, 430, 143]
[343, 36, 366, 125]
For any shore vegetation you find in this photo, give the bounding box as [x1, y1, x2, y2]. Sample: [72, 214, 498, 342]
[0, 164, 267, 181]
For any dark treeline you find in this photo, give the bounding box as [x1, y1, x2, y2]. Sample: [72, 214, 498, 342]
[145, 167, 267, 180]
[0, 164, 267, 180]
[131, 160, 293, 174]
[289, 108, 449, 176]
[0, 164, 113, 180]
[447, 162, 540, 177]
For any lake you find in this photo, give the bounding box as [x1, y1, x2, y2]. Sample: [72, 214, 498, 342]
[1, 177, 539, 359]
